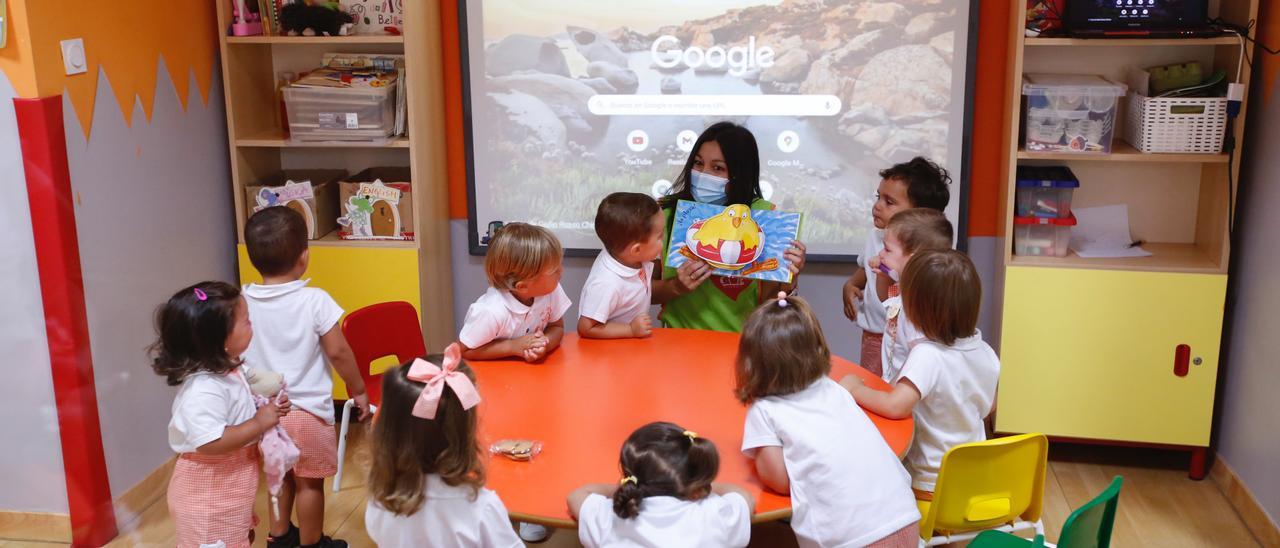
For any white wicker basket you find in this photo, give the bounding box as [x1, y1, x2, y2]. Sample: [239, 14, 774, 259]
[1124, 93, 1227, 154]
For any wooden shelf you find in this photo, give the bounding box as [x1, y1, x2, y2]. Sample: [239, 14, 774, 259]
[226, 35, 404, 45]
[1017, 142, 1228, 163]
[312, 230, 417, 249]
[216, 0, 456, 350]
[1008, 243, 1222, 274]
[1025, 36, 1240, 47]
[235, 134, 410, 148]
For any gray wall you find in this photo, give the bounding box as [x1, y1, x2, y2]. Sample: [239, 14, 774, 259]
[449, 220, 1002, 360]
[64, 62, 236, 509]
[0, 72, 71, 514]
[1217, 78, 1280, 524]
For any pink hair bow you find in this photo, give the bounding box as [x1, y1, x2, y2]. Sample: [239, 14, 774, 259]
[406, 343, 480, 419]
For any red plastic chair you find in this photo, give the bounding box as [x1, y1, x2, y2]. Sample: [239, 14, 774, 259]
[333, 301, 426, 491]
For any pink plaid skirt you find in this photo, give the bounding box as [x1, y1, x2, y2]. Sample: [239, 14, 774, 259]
[168, 445, 258, 548]
[866, 522, 920, 548]
[279, 410, 338, 478]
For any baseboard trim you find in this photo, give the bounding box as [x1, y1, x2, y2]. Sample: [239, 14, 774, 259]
[0, 458, 176, 544]
[0, 511, 72, 543]
[114, 456, 176, 534]
[1211, 456, 1280, 547]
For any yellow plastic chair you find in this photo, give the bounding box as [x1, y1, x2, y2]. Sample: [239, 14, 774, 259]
[917, 433, 1048, 546]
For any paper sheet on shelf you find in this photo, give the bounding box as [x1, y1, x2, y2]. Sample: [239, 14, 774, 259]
[1070, 205, 1152, 258]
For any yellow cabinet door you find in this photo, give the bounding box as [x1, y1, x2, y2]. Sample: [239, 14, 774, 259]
[238, 244, 422, 399]
[996, 267, 1226, 447]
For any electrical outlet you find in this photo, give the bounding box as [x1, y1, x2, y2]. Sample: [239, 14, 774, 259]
[60, 38, 87, 75]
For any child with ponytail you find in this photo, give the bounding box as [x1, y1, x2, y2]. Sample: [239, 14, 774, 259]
[568, 421, 755, 547]
[738, 293, 920, 547]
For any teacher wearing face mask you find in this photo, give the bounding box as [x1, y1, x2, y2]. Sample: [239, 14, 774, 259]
[651, 121, 808, 332]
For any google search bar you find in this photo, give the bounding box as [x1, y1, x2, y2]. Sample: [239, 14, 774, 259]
[587, 94, 843, 117]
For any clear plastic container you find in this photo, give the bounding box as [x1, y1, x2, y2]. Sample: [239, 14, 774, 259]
[1023, 74, 1127, 153]
[1013, 214, 1076, 257]
[284, 85, 395, 142]
[1015, 165, 1079, 218]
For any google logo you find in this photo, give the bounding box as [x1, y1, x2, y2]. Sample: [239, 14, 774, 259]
[650, 35, 776, 77]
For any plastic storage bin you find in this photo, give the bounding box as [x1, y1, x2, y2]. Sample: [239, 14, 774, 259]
[1015, 165, 1079, 219]
[284, 85, 395, 142]
[1124, 92, 1227, 153]
[1023, 74, 1127, 153]
[1013, 214, 1076, 257]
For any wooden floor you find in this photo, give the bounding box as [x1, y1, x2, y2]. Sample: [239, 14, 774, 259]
[1, 427, 1262, 547]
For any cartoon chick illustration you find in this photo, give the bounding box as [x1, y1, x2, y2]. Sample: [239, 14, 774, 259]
[688, 204, 764, 269]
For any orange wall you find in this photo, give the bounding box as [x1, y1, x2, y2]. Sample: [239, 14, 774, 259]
[967, 1, 1013, 238]
[438, 2, 1014, 238]
[441, 0, 469, 220]
[0, 0, 37, 96]
[1260, 0, 1279, 104]
[9, 0, 218, 135]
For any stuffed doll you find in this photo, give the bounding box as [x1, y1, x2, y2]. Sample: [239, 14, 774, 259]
[280, 1, 354, 37]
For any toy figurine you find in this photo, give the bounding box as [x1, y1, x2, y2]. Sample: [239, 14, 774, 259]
[280, 0, 355, 37]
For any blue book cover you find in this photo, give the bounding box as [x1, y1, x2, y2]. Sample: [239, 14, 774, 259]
[666, 200, 803, 284]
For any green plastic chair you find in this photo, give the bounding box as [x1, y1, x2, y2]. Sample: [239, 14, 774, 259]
[969, 476, 1122, 548]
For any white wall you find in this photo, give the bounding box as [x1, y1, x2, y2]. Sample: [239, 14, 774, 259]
[0, 72, 71, 514]
[1217, 77, 1280, 524]
[64, 61, 235, 509]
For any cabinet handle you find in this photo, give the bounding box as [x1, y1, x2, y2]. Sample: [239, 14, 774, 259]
[1174, 344, 1190, 377]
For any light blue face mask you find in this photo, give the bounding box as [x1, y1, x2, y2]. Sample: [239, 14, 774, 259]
[690, 170, 729, 205]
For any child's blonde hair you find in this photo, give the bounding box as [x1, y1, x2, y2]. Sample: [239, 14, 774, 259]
[901, 250, 981, 346]
[484, 222, 563, 290]
[735, 294, 831, 403]
[886, 208, 953, 255]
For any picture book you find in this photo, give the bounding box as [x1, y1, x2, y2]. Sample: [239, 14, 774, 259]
[665, 200, 803, 284]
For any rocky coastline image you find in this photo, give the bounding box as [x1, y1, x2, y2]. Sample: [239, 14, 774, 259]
[469, 0, 963, 254]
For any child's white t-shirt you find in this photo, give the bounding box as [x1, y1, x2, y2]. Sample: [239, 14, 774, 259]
[364, 474, 522, 548]
[855, 230, 889, 334]
[899, 331, 1001, 491]
[741, 378, 919, 548]
[241, 279, 344, 424]
[579, 252, 654, 325]
[576, 492, 751, 548]
[880, 295, 927, 384]
[168, 367, 257, 453]
[458, 285, 572, 349]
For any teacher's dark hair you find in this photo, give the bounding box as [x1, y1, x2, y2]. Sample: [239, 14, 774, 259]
[660, 121, 762, 209]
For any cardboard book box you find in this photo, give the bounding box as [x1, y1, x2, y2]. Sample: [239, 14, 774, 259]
[245, 170, 346, 240]
[338, 167, 414, 240]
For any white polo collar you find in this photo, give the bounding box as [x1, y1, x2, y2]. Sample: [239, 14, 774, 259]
[497, 288, 532, 314]
[601, 251, 644, 279]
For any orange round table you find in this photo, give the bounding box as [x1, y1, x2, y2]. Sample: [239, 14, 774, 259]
[472, 328, 913, 527]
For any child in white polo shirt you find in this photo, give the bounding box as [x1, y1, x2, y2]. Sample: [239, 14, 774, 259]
[458, 222, 571, 542]
[737, 293, 920, 547]
[578, 192, 664, 339]
[241, 207, 369, 548]
[568, 421, 755, 547]
[459, 222, 571, 363]
[843, 250, 999, 498]
[874, 208, 954, 384]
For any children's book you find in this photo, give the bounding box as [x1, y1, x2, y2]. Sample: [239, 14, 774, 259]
[665, 200, 803, 284]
